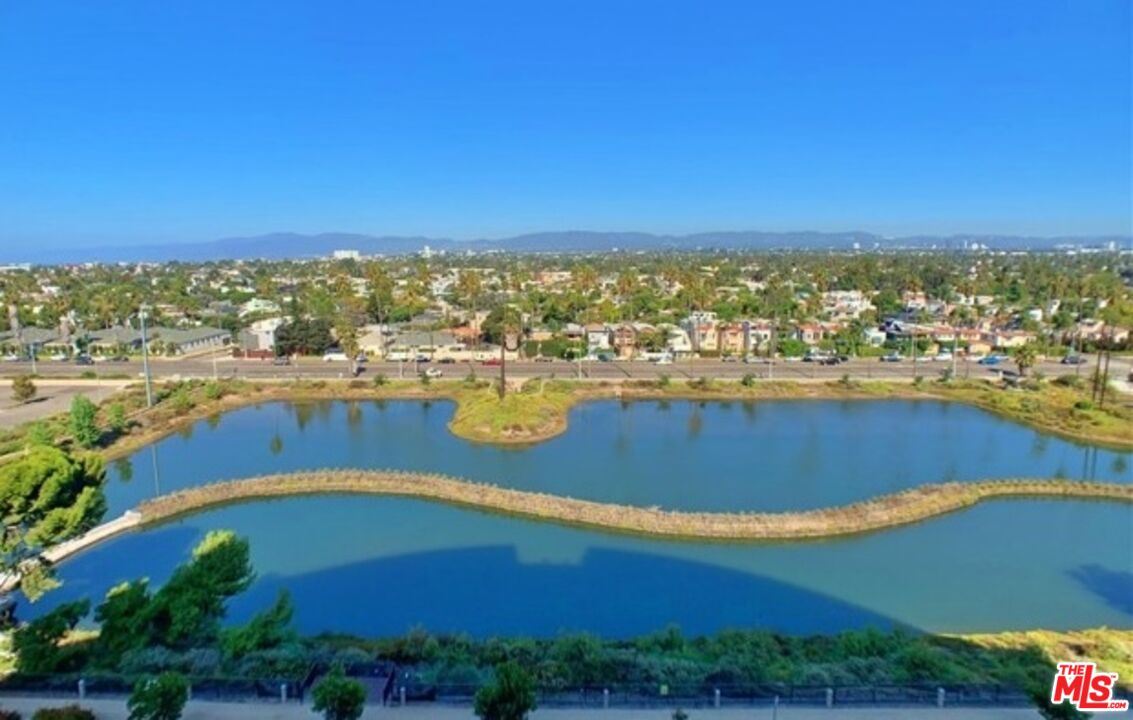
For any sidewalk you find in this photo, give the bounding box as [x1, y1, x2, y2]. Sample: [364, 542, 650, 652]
[0, 697, 1098, 719]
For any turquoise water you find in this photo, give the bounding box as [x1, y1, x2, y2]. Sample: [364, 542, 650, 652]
[30, 399, 1133, 637]
[102, 399, 1130, 514]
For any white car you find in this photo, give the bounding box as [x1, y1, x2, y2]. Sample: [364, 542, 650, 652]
[934, 352, 953, 362]
[322, 351, 348, 362]
[50, 352, 68, 361]
[423, 367, 443, 378]
[1, 353, 19, 362]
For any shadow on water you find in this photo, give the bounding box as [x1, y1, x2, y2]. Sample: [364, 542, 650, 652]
[233, 545, 912, 638]
[1067, 565, 1133, 617]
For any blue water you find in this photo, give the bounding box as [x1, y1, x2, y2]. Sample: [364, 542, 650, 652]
[102, 399, 1131, 515]
[29, 399, 1132, 637]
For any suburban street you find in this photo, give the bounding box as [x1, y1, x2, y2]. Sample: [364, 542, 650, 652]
[2, 353, 1125, 385]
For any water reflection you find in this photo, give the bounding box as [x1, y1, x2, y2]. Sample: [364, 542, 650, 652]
[108, 400, 1132, 518]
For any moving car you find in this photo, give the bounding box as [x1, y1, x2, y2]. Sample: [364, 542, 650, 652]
[1061, 355, 1086, 365]
[880, 352, 903, 362]
[272, 356, 291, 366]
[934, 352, 953, 362]
[534, 356, 554, 362]
[322, 351, 348, 362]
[74, 355, 94, 366]
[481, 358, 502, 366]
[978, 354, 1006, 366]
[423, 367, 443, 378]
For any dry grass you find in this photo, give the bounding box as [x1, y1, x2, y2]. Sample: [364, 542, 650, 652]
[137, 470, 1133, 542]
[959, 628, 1133, 689]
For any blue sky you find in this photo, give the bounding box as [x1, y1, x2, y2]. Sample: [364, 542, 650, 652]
[1, 0, 1129, 247]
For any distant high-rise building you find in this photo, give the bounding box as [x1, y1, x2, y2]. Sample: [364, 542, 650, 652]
[332, 249, 361, 260]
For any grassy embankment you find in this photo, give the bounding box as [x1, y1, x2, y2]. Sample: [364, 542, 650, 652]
[132, 470, 1133, 542]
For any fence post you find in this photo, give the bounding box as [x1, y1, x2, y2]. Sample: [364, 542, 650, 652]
[280, 682, 287, 704]
[77, 678, 85, 700]
[825, 687, 833, 708]
[773, 695, 780, 720]
[603, 688, 609, 709]
[937, 687, 945, 708]
[399, 685, 406, 707]
[187, 684, 192, 702]
[714, 688, 721, 708]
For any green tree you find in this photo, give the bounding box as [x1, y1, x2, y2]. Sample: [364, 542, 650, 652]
[68, 395, 100, 448]
[1012, 343, 1039, 377]
[93, 579, 152, 668]
[12, 599, 91, 673]
[11, 374, 36, 404]
[107, 403, 127, 434]
[0, 447, 106, 599]
[312, 666, 366, 720]
[128, 672, 189, 720]
[221, 589, 296, 659]
[145, 530, 254, 649]
[474, 661, 536, 720]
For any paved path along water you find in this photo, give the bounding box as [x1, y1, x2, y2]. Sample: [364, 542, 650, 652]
[0, 696, 1101, 719]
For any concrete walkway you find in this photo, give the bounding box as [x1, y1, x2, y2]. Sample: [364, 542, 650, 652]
[0, 698, 1110, 719]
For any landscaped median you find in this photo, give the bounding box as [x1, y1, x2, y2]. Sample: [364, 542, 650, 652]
[130, 470, 1133, 543]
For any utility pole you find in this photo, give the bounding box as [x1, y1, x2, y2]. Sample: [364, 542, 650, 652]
[140, 305, 154, 408]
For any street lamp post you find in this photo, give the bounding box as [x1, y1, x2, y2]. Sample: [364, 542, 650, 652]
[139, 305, 154, 408]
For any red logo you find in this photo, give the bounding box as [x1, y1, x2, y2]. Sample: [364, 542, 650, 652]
[1051, 662, 1129, 712]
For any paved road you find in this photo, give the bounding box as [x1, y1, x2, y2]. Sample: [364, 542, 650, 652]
[0, 697, 1089, 719]
[0, 380, 130, 430]
[3, 354, 1123, 385]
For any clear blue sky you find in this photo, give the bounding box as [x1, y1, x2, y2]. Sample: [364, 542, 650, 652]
[1, 0, 1129, 247]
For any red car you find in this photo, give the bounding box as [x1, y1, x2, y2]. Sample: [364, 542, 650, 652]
[481, 358, 502, 366]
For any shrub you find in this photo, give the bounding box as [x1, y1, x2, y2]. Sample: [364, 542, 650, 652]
[203, 382, 223, 401]
[1053, 374, 1084, 389]
[128, 672, 189, 720]
[347, 380, 367, 389]
[672, 710, 689, 720]
[169, 388, 194, 415]
[740, 374, 755, 387]
[371, 374, 387, 387]
[312, 666, 366, 720]
[419, 374, 432, 387]
[1073, 400, 1093, 411]
[32, 706, 96, 720]
[79, 370, 97, 380]
[474, 661, 536, 720]
[68, 395, 100, 448]
[0, 709, 20, 720]
[657, 373, 671, 388]
[687, 377, 712, 391]
[107, 403, 128, 434]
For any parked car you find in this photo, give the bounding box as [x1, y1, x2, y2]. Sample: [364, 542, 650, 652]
[1061, 355, 1086, 365]
[2, 353, 20, 362]
[50, 352, 68, 361]
[880, 352, 903, 362]
[74, 355, 94, 366]
[423, 367, 443, 378]
[654, 356, 673, 365]
[481, 358, 502, 366]
[354, 353, 367, 364]
[322, 351, 348, 362]
[414, 354, 430, 363]
[934, 352, 953, 362]
[272, 356, 291, 366]
[534, 356, 554, 362]
[721, 355, 739, 363]
[439, 357, 457, 364]
[978, 355, 1005, 366]
[817, 355, 845, 366]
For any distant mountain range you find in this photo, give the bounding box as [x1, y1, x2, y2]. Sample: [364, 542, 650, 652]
[4, 231, 1129, 264]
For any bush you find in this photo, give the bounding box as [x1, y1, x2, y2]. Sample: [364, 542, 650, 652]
[371, 374, 387, 387]
[419, 374, 431, 387]
[79, 371, 97, 380]
[68, 395, 100, 448]
[740, 373, 755, 387]
[169, 388, 194, 415]
[1053, 374, 1084, 389]
[658, 374, 671, 388]
[0, 709, 20, 720]
[107, 403, 128, 434]
[347, 380, 367, 389]
[128, 672, 188, 720]
[687, 377, 712, 391]
[474, 661, 536, 720]
[32, 706, 95, 720]
[312, 666, 366, 720]
[1073, 400, 1093, 411]
[204, 382, 223, 401]
[11, 374, 37, 404]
